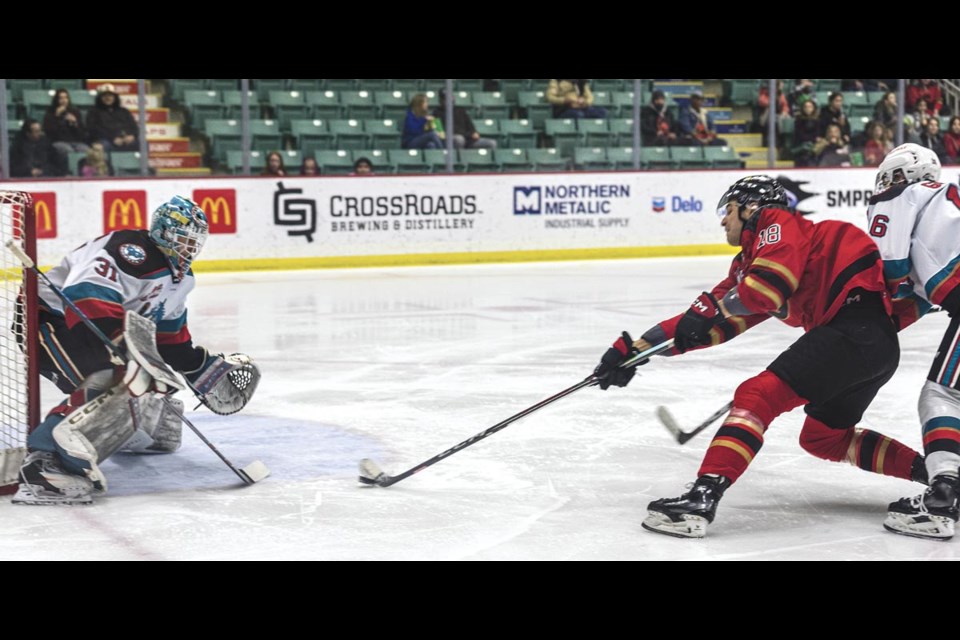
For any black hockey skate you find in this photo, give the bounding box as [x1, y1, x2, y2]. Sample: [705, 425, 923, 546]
[884, 474, 960, 540]
[642, 474, 731, 538]
[12, 451, 94, 506]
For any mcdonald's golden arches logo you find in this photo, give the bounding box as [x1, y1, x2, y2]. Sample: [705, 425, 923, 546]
[32, 192, 58, 239]
[102, 190, 147, 233]
[192, 189, 237, 234]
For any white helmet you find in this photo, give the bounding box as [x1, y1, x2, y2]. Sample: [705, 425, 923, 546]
[875, 143, 941, 193]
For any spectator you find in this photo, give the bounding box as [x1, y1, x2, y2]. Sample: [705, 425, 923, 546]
[351, 156, 374, 176]
[757, 80, 789, 132]
[78, 142, 114, 177]
[873, 91, 898, 131]
[678, 91, 725, 146]
[300, 156, 319, 176]
[791, 99, 820, 167]
[911, 97, 935, 138]
[789, 79, 815, 115]
[906, 79, 946, 116]
[640, 90, 677, 146]
[42, 88, 89, 167]
[818, 92, 851, 144]
[402, 94, 443, 149]
[432, 89, 496, 151]
[86, 84, 138, 152]
[261, 151, 286, 176]
[944, 116, 960, 164]
[843, 79, 890, 92]
[918, 117, 948, 164]
[545, 79, 607, 119]
[862, 121, 892, 167]
[10, 119, 59, 178]
[814, 122, 851, 167]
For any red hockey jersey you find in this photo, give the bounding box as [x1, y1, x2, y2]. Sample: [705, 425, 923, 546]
[658, 207, 891, 347]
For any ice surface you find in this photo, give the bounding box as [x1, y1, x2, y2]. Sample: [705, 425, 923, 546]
[2, 256, 956, 560]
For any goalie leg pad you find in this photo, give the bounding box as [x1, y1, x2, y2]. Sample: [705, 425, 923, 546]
[51, 383, 138, 492]
[120, 397, 183, 454]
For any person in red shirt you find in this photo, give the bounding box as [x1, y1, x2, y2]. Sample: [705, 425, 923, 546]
[906, 79, 944, 116]
[593, 175, 926, 538]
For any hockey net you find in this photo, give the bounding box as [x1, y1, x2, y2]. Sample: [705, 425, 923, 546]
[0, 191, 39, 494]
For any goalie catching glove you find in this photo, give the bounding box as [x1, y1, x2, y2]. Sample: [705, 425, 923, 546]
[185, 351, 261, 415]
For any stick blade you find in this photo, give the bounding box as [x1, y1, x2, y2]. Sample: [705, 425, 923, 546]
[358, 458, 386, 487]
[656, 406, 684, 441]
[239, 460, 271, 483]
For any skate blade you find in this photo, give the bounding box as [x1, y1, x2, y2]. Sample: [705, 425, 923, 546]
[11, 484, 93, 506]
[641, 511, 708, 538]
[883, 512, 955, 540]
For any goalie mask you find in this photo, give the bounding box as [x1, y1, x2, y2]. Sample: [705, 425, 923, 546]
[149, 196, 209, 281]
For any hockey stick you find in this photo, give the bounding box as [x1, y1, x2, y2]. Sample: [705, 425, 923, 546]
[358, 340, 674, 488]
[657, 400, 733, 445]
[5, 240, 269, 485]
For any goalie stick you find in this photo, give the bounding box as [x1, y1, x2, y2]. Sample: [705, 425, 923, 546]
[5, 240, 269, 485]
[358, 340, 673, 488]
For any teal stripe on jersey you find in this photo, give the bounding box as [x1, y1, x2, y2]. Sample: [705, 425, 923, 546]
[883, 258, 912, 282]
[62, 282, 123, 304]
[924, 254, 960, 299]
[157, 312, 187, 332]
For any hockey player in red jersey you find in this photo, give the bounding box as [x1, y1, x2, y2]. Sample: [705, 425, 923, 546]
[593, 175, 926, 538]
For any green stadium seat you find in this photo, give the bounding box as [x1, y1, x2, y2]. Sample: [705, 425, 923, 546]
[574, 147, 611, 171]
[288, 79, 322, 93]
[608, 118, 637, 146]
[780, 115, 795, 136]
[816, 79, 842, 93]
[704, 145, 741, 169]
[23, 89, 55, 120]
[494, 148, 532, 172]
[728, 80, 760, 105]
[544, 119, 580, 157]
[364, 119, 401, 148]
[67, 151, 87, 176]
[352, 149, 392, 174]
[183, 90, 225, 130]
[446, 90, 477, 117]
[591, 79, 624, 93]
[357, 79, 392, 91]
[845, 91, 871, 107]
[46, 79, 84, 91]
[169, 79, 205, 103]
[208, 79, 239, 93]
[849, 104, 874, 120]
[578, 119, 613, 147]
[340, 91, 377, 120]
[249, 120, 283, 151]
[423, 149, 463, 173]
[391, 79, 422, 94]
[670, 146, 707, 168]
[306, 91, 344, 120]
[499, 119, 536, 148]
[290, 119, 334, 154]
[454, 79, 484, 92]
[315, 149, 353, 175]
[612, 91, 640, 118]
[8, 79, 43, 102]
[6, 120, 23, 147]
[606, 147, 640, 170]
[223, 90, 261, 119]
[111, 152, 147, 176]
[375, 90, 409, 120]
[323, 79, 356, 92]
[389, 149, 427, 174]
[329, 119, 369, 149]
[527, 148, 567, 172]
[641, 146, 674, 169]
[227, 150, 265, 173]
[850, 116, 871, 135]
[473, 92, 510, 119]
[472, 118, 502, 145]
[70, 90, 98, 119]
[518, 91, 552, 129]
[498, 79, 528, 104]
[6, 103, 19, 120]
[268, 91, 310, 130]
[460, 148, 496, 173]
[254, 79, 287, 102]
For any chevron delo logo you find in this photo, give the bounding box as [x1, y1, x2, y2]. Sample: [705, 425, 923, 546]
[513, 186, 541, 214]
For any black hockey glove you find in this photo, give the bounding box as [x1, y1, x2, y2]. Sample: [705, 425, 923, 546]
[674, 291, 724, 353]
[594, 331, 646, 390]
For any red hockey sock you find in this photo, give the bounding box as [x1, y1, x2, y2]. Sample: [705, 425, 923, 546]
[698, 370, 805, 484]
[799, 416, 920, 481]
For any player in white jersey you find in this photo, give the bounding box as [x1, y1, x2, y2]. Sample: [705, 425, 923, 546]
[13, 196, 260, 505]
[865, 143, 960, 539]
